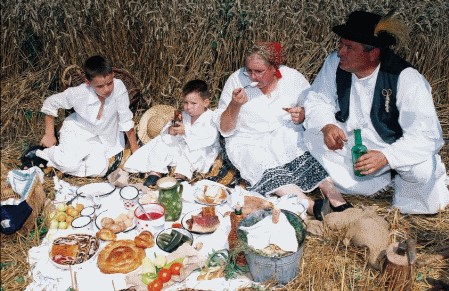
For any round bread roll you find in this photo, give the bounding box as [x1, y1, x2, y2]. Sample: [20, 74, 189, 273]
[96, 228, 117, 241]
[116, 221, 127, 232]
[101, 217, 115, 228]
[115, 213, 128, 223]
[134, 231, 154, 249]
[97, 240, 145, 274]
[108, 223, 123, 234]
[134, 230, 154, 249]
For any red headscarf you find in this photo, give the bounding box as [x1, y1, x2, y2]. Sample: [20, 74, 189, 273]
[256, 42, 286, 78]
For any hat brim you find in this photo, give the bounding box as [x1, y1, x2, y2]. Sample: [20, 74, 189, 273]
[332, 25, 384, 47]
[137, 105, 176, 144]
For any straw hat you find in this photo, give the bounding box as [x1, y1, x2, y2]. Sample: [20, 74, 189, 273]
[137, 104, 176, 144]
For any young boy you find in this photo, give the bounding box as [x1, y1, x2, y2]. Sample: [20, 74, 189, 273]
[36, 55, 139, 177]
[124, 79, 220, 186]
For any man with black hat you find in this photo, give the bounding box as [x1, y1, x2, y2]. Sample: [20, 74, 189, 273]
[303, 11, 449, 214]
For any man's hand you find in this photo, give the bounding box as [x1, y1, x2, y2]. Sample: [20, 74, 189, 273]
[355, 150, 388, 175]
[284, 107, 305, 124]
[40, 133, 57, 148]
[321, 124, 347, 150]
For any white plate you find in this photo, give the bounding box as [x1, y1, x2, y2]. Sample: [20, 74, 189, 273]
[71, 216, 92, 228]
[80, 206, 96, 217]
[95, 209, 136, 233]
[181, 208, 223, 234]
[76, 182, 116, 198]
[48, 232, 99, 270]
[192, 182, 228, 206]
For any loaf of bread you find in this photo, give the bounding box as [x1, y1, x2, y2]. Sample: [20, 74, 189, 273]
[97, 240, 145, 274]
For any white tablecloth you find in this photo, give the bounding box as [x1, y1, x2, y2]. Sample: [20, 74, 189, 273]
[25, 180, 268, 291]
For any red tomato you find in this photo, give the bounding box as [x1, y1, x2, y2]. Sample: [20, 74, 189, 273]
[158, 268, 172, 283]
[147, 277, 163, 291]
[169, 262, 183, 276]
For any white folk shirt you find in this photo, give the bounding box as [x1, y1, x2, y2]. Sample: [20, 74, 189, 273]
[215, 66, 311, 185]
[38, 79, 134, 177]
[303, 52, 448, 214]
[304, 52, 444, 170]
[124, 109, 220, 178]
[41, 79, 134, 158]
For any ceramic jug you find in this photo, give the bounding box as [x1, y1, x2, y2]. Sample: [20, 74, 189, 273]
[156, 177, 183, 221]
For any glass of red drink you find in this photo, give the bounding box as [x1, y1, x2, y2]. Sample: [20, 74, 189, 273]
[134, 203, 166, 232]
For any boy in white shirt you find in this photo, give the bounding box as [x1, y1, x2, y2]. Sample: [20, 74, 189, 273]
[36, 55, 139, 177]
[124, 80, 220, 186]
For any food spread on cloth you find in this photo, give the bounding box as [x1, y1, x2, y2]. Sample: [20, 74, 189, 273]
[27, 179, 304, 290]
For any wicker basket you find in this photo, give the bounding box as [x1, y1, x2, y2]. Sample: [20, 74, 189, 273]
[61, 64, 142, 110]
[1, 163, 46, 234]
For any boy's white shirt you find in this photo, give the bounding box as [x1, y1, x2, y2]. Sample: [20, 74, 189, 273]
[124, 109, 220, 176]
[41, 79, 134, 157]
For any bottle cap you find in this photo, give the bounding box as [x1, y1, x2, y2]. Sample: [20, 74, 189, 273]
[235, 203, 242, 215]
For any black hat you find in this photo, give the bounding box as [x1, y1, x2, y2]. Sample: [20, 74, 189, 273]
[332, 11, 396, 47]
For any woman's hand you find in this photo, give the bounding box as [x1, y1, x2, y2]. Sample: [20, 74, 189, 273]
[220, 88, 247, 133]
[321, 124, 347, 150]
[40, 133, 57, 148]
[284, 107, 305, 124]
[230, 88, 248, 106]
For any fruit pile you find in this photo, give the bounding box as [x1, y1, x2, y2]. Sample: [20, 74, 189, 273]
[48, 203, 85, 229]
[141, 254, 184, 291]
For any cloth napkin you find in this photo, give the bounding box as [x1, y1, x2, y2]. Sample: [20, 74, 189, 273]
[275, 194, 309, 220]
[52, 176, 78, 203]
[239, 212, 298, 253]
[4, 166, 44, 204]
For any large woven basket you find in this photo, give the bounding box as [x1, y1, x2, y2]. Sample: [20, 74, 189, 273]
[1, 163, 46, 234]
[61, 64, 142, 110]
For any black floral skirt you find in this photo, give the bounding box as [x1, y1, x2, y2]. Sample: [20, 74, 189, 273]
[249, 151, 328, 195]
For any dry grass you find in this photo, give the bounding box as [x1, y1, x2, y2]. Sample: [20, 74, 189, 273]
[1, 0, 448, 290]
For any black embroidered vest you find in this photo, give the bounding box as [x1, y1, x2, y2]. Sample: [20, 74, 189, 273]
[335, 50, 412, 144]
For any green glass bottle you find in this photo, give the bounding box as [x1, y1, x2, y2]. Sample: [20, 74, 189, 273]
[352, 129, 368, 177]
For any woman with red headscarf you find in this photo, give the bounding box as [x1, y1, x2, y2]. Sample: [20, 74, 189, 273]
[216, 42, 351, 220]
